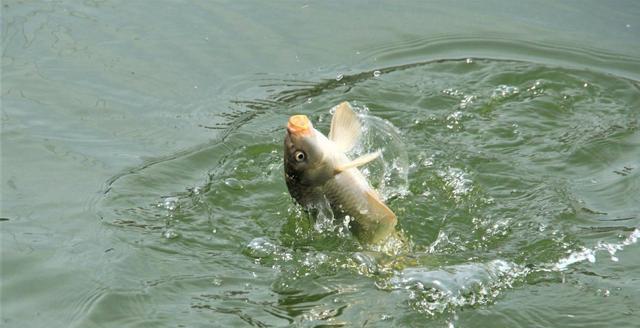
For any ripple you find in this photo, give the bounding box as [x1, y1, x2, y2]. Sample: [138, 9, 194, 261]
[359, 34, 640, 80]
[95, 56, 640, 325]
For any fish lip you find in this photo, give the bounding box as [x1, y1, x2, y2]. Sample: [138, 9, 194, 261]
[287, 115, 313, 137]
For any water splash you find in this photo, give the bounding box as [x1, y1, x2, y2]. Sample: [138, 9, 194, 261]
[491, 85, 520, 100]
[438, 167, 473, 200]
[458, 95, 476, 110]
[387, 260, 528, 316]
[357, 111, 410, 200]
[552, 228, 640, 271]
[446, 111, 464, 129]
[96, 58, 640, 325]
[158, 196, 179, 211]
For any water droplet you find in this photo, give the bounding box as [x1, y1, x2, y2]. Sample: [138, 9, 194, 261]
[491, 85, 519, 99]
[163, 229, 179, 239]
[224, 178, 243, 190]
[447, 111, 463, 122]
[459, 95, 475, 109]
[373, 70, 381, 77]
[442, 88, 464, 97]
[336, 73, 344, 81]
[537, 223, 547, 232]
[244, 237, 278, 258]
[160, 197, 179, 211]
[438, 167, 473, 199]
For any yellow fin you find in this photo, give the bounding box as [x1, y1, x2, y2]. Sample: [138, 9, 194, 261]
[334, 151, 381, 174]
[364, 190, 397, 227]
[328, 102, 361, 152]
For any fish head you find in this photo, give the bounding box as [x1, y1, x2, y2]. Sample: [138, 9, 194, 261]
[284, 115, 335, 188]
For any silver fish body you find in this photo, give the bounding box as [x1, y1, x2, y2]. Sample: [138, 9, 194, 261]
[284, 102, 397, 244]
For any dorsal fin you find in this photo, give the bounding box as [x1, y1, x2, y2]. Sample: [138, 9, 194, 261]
[334, 151, 381, 175]
[328, 102, 361, 152]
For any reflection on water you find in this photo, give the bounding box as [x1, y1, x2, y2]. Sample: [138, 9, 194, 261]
[94, 58, 640, 326]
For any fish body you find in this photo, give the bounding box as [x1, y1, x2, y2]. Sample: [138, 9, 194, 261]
[284, 102, 397, 244]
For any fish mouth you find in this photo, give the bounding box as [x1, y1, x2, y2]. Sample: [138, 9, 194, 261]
[287, 115, 313, 137]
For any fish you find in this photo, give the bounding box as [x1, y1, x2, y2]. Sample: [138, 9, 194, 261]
[283, 101, 397, 244]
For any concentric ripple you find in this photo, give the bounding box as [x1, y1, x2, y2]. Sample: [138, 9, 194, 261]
[96, 58, 640, 326]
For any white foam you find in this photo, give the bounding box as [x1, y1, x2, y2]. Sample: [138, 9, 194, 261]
[553, 228, 640, 271]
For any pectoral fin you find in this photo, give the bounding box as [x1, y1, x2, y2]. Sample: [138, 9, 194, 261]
[328, 102, 361, 152]
[334, 151, 381, 175]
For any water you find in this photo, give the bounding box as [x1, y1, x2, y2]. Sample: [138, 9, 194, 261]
[2, 1, 639, 327]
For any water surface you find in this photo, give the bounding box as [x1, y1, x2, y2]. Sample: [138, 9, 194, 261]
[2, 1, 639, 327]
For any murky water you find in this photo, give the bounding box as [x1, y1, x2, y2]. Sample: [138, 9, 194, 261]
[2, 1, 639, 327]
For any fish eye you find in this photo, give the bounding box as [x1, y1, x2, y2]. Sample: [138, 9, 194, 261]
[294, 150, 306, 162]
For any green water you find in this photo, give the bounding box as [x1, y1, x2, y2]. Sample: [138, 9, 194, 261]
[2, 1, 640, 327]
